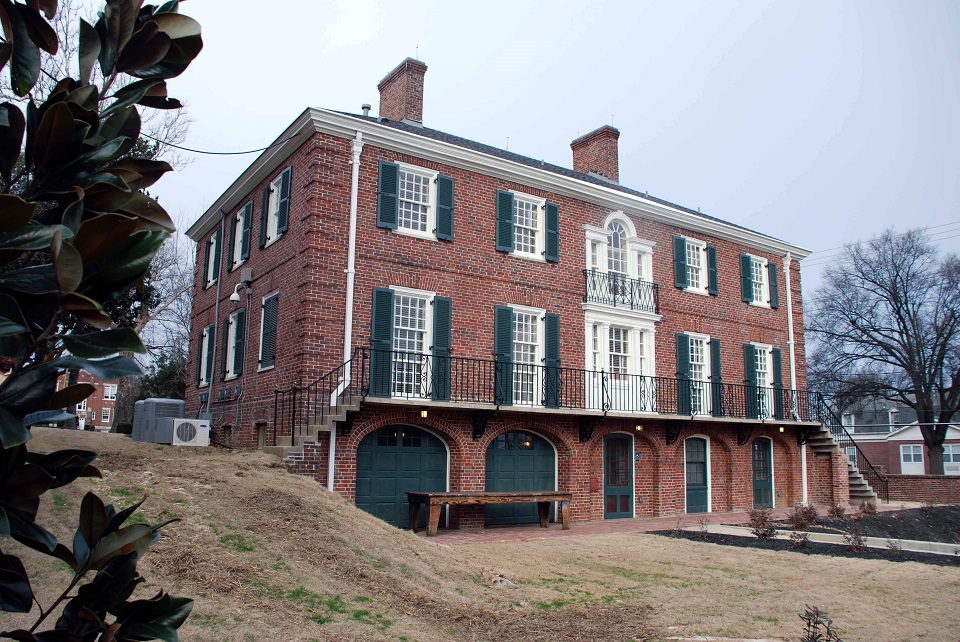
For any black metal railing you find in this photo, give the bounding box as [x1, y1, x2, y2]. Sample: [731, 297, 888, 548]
[272, 357, 354, 448]
[809, 392, 889, 502]
[355, 347, 814, 421]
[584, 269, 659, 314]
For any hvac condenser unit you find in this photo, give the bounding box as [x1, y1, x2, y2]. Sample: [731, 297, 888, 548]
[140, 398, 185, 443]
[171, 419, 210, 447]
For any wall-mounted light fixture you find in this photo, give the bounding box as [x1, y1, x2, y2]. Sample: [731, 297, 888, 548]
[779, 426, 785, 433]
[634, 423, 644, 432]
[420, 408, 428, 419]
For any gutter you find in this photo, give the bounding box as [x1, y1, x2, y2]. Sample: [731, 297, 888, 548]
[201, 211, 227, 418]
[784, 252, 807, 504]
[327, 131, 364, 492]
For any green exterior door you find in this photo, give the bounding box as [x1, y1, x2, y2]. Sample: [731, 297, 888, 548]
[356, 426, 447, 528]
[604, 434, 634, 518]
[484, 431, 555, 525]
[752, 438, 773, 509]
[685, 437, 708, 513]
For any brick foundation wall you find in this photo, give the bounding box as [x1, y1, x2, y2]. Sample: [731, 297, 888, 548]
[885, 474, 960, 504]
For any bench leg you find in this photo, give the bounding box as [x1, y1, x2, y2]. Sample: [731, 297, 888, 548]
[427, 504, 441, 537]
[560, 500, 570, 530]
[409, 501, 421, 533]
[537, 501, 550, 528]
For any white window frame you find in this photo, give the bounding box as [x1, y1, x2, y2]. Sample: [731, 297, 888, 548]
[584, 214, 655, 283]
[510, 304, 545, 406]
[845, 446, 857, 465]
[751, 342, 774, 419]
[684, 237, 708, 295]
[204, 234, 218, 288]
[512, 192, 546, 261]
[842, 412, 855, 427]
[258, 291, 279, 373]
[900, 444, 923, 464]
[230, 206, 246, 270]
[585, 309, 656, 412]
[746, 254, 770, 308]
[389, 286, 436, 399]
[394, 163, 438, 241]
[687, 332, 712, 416]
[224, 308, 244, 380]
[103, 384, 117, 401]
[199, 324, 213, 386]
[945, 444, 960, 463]
[264, 174, 284, 249]
[101, 408, 110, 424]
[76, 399, 87, 412]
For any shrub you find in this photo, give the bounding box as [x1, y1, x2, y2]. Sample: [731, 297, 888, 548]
[695, 516, 710, 541]
[786, 503, 819, 530]
[856, 501, 877, 517]
[115, 421, 133, 435]
[789, 531, 810, 550]
[886, 539, 903, 559]
[843, 529, 866, 553]
[749, 507, 778, 540]
[800, 605, 845, 642]
[827, 503, 847, 519]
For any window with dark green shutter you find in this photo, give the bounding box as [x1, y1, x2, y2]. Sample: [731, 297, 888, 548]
[220, 317, 229, 380]
[768, 262, 779, 309]
[276, 166, 291, 235]
[377, 161, 399, 230]
[545, 202, 559, 262]
[436, 174, 454, 241]
[431, 297, 452, 400]
[740, 254, 753, 302]
[710, 338, 723, 417]
[240, 201, 252, 261]
[544, 312, 560, 407]
[493, 305, 513, 405]
[676, 333, 691, 415]
[259, 185, 270, 249]
[744, 344, 759, 419]
[771, 347, 783, 419]
[203, 236, 212, 287]
[232, 308, 246, 376]
[259, 168, 292, 248]
[673, 237, 687, 289]
[226, 210, 236, 268]
[259, 293, 278, 368]
[495, 191, 514, 252]
[369, 288, 394, 397]
[706, 245, 718, 295]
[204, 325, 214, 384]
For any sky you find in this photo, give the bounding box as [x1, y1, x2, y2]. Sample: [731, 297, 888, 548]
[149, 0, 960, 296]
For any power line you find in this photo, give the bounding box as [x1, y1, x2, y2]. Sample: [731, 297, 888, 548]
[801, 226, 960, 268]
[140, 131, 302, 156]
[803, 219, 960, 259]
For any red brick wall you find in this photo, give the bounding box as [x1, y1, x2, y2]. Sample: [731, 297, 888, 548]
[885, 475, 960, 504]
[806, 448, 850, 506]
[57, 371, 117, 430]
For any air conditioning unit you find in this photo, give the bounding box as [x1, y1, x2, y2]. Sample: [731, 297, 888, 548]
[945, 462, 960, 476]
[171, 418, 210, 447]
[140, 398, 185, 443]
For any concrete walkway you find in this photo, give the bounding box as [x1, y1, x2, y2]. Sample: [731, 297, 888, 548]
[415, 503, 911, 545]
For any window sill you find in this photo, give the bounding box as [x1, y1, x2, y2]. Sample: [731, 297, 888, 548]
[198, 382, 210, 388]
[509, 251, 546, 263]
[257, 365, 276, 373]
[263, 234, 283, 250]
[392, 227, 438, 242]
[682, 287, 710, 296]
[749, 301, 771, 309]
[204, 281, 217, 289]
[229, 260, 246, 272]
[225, 374, 238, 382]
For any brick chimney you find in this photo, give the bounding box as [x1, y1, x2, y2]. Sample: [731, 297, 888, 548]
[377, 58, 428, 125]
[571, 125, 620, 183]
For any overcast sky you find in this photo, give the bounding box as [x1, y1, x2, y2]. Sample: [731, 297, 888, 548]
[152, 0, 960, 296]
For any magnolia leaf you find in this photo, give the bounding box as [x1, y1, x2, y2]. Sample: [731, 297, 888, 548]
[0, 224, 72, 251]
[108, 158, 172, 189]
[47, 383, 95, 409]
[60, 292, 113, 329]
[0, 263, 58, 293]
[0, 193, 36, 232]
[26, 0, 57, 20]
[7, 510, 57, 553]
[0, 506, 8, 536]
[0, 42, 11, 77]
[0, 102, 25, 184]
[61, 189, 85, 234]
[14, 3, 58, 54]
[87, 523, 153, 570]
[65, 83, 99, 112]
[62, 327, 146, 358]
[119, 192, 175, 232]
[0, 405, 31, 448]
[32, 101, 75, 169]
[76, 491, 108, 568]
[57, 135, 128, 178]
[0, 314, 28, 336]
[82, 229, 167, 289]
[0, 553, 33, 613]
[103, 79, 162, 119]
[51, 234, 83, 294]
[97, 104, 140, 148]
[83, 179, 136, 214]
[28, 448, 99, 488]
[128, 13, 202, 80]
[78, 18, 100, 85]
[115, 21, 171, 73]
[50, 355, 142, 380]
[21, 409, 75, 425]
[1, 0, 42, 96]
[0, 361, 58, 418]
[73, 212, 138, 266]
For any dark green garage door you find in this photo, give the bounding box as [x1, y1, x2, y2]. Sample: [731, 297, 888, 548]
[356, 426, 447, 529]
[485, 431, 556, 526]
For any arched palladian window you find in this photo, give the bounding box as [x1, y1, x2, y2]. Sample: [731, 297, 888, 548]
[607, 221, 627, 276]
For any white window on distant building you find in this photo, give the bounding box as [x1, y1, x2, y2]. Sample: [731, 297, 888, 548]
[101, 408, 110, 424]
[845, 446, 857, 465]
[76, 399, 86, 412]
[103, 384, 117, 401]
[841, 413, 855, 428]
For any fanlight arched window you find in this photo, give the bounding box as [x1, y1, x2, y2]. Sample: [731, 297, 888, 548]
[607, 221, 627, 276]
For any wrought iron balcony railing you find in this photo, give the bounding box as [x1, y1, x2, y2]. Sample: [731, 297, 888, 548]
[583, 269, 659, 314]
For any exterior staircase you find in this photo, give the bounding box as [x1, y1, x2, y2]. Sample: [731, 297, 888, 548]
[804, 423, 882, 504]
[264, 394, 362, 465]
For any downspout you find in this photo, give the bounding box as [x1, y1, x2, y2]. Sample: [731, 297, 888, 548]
[203, 211, 227, 419]
[328, 131, 364, 492]
[784, 252, 807, 504]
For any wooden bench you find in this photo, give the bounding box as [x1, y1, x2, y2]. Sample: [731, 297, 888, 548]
[406, 491, 572, 536]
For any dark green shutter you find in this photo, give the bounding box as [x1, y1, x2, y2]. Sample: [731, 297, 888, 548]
[710, 338, 723, 417]
[494, 305, 513, 405]
[260, 295, 278, 368]
[196, 330, 204, 385]
[706, 245, 718, 295]
[673, 237, 687, 288]
[259, 185, 270, 248]
[676, 333, 691, 415]
[744, 344, 759, 419]
[768, 261, 779, 309]
[436, 174, 454, 241]
[495, 190, 514, 252]
[211, 229, 221, 283]
[226, 212, 236, 269]
[740, 254, 753, 302]
[772, 347, 784, 419]
[545, 202, 559, 262]
[377, 161, 399, 230]
[369, 288, 394, 397]
[544, 312, 560, 408]
[203, 236, 211, 285]
[431, 296, 452, 401]
[204, 325, 214, 383]
[277, 166, 291, 235]
[240, 202, 252, 260]
[220, 317, 229, 380]
[233, 309, 246, 376]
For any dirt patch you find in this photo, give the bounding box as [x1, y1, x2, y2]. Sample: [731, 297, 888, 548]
[801, 505, 960, 544]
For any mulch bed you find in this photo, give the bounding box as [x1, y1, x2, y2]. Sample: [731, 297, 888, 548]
[650, 506, 960, 567]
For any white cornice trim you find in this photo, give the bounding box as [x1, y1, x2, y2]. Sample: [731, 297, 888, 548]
[188, 108, 812, 259]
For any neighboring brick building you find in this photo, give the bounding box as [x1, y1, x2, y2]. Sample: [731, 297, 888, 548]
[57, 371, 118, 431]
[185, 59, 856, 528]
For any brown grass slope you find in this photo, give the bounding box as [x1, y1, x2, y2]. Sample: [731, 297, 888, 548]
[8, 429, 654, 642]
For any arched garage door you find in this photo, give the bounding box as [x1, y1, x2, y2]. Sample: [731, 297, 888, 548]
[485, 431, 556, 526]
[356, 426, 447, 529]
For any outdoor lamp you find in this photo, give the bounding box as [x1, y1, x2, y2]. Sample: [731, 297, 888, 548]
[420, 408, 428, 419]
[634, 423, 644, 432]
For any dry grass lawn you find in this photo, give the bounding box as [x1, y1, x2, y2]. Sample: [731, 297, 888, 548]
[8, 428, 959, 642]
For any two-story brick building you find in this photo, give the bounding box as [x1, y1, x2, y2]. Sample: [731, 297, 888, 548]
[185, 59, 857, 529]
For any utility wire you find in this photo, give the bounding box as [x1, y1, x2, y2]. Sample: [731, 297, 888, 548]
[802, 226, 960, 268]
[140, 131, 302, 156]
[802, 219, 960, 260]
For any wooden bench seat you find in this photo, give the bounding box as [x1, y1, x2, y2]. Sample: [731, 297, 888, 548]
[406, 491, 573, 536]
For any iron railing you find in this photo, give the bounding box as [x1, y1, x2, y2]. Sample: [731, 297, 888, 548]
[809, 392, 889, 502]
[272, 357, 354, 447]
[583, 269, 659, 314]
[356, 347, 813, 421]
